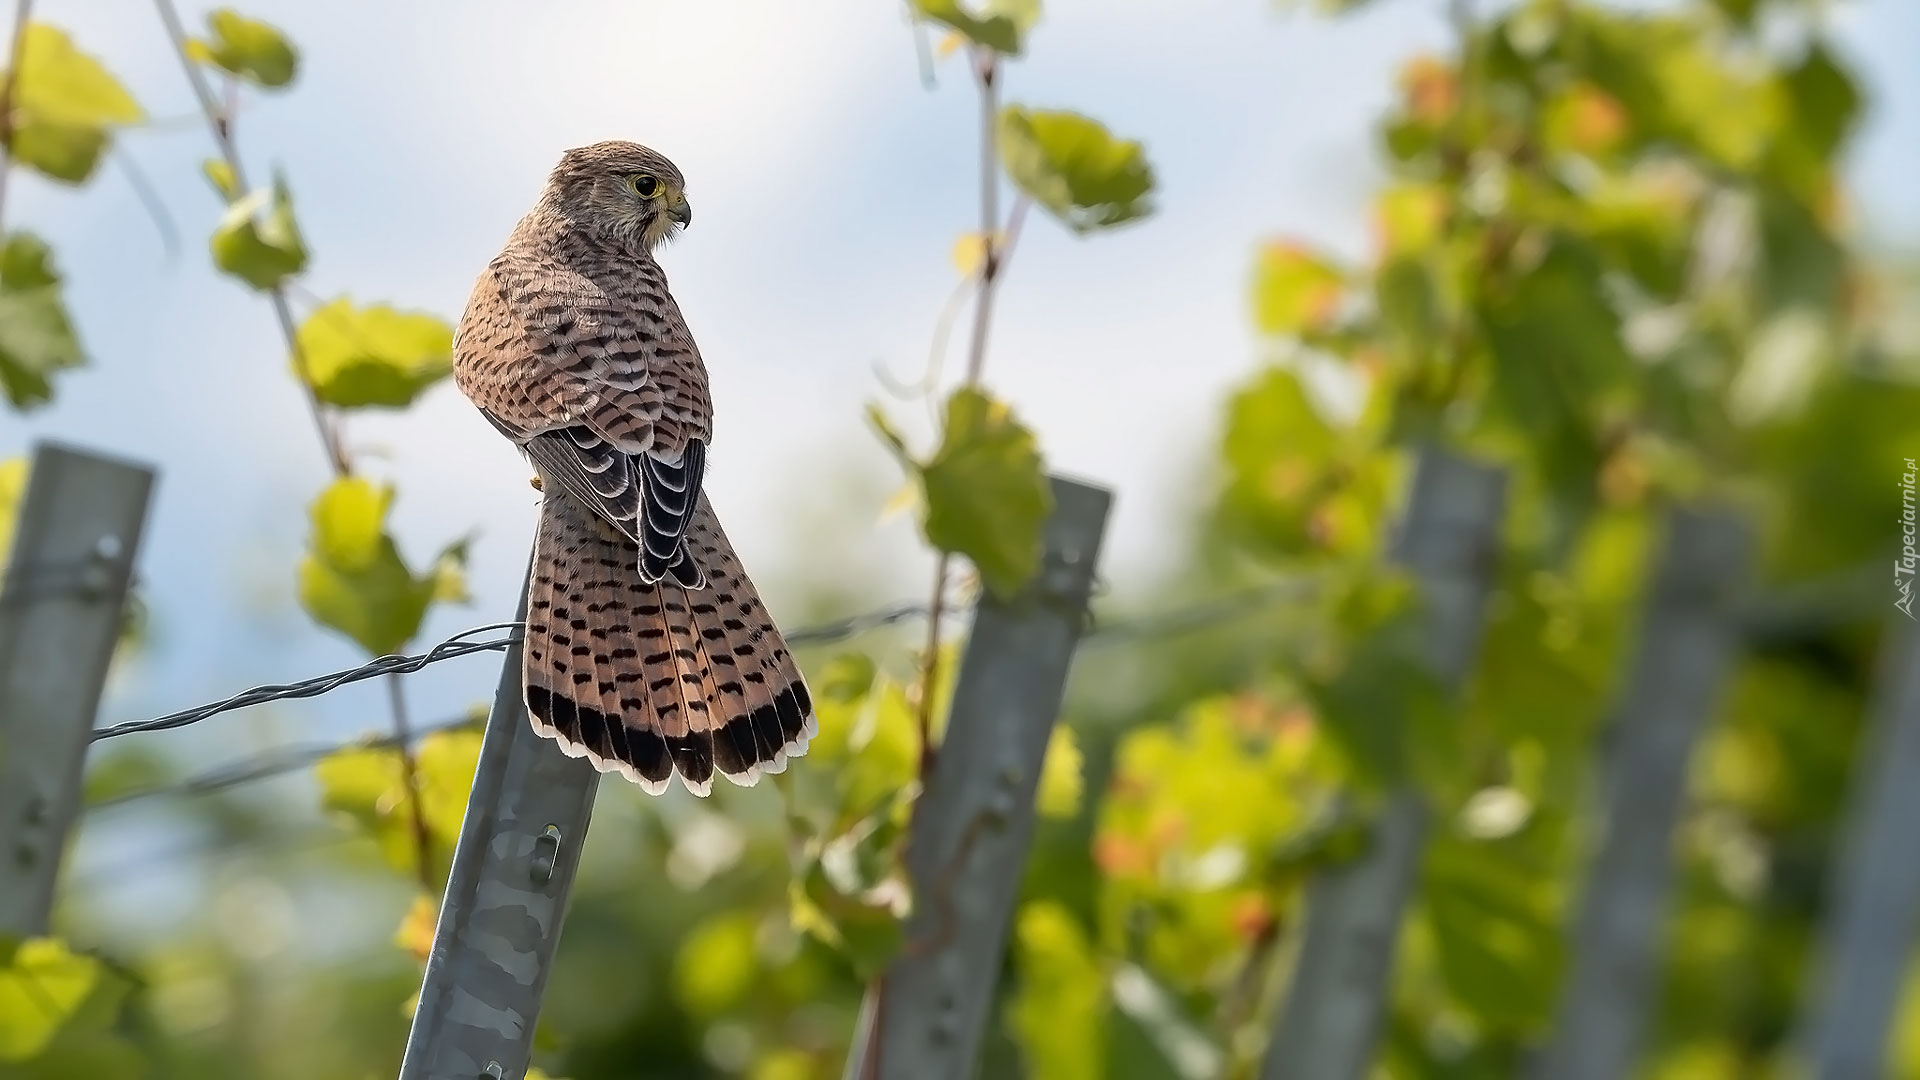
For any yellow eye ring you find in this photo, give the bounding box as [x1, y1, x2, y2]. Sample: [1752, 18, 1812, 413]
[629, 174, 661, 199]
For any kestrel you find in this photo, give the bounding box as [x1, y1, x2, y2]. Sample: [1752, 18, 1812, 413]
[452, 140, 814, 796]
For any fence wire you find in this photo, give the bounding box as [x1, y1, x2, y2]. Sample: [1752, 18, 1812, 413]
[81, 581, 1318, 812]
[89, 712, 483, 811]
[93, 578, 1316, 745]
[76, 559, 1885, 824]
[90, 622, 526, 742]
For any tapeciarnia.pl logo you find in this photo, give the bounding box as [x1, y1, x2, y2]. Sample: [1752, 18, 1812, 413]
[1900, 457, 1917, 619]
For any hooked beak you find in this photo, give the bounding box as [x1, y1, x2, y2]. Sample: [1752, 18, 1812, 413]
[669, 196, 692, 229]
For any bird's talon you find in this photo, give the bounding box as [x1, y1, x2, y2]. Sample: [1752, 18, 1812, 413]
[529, 474, 544, 492]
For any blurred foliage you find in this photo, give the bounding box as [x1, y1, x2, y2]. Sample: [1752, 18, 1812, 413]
[209, 175, 307, 291]
[6, 0, 1918, 1078]
[297, 476, 469, 657]
[315, 725, 482, 888]
[294, 298, 455, 409]
[1007, 902, 1106, 1080]
[911, 0, 1040, 57]
[0, 234, 83, 410]
[0, 938, 141, 1078]
[872, 388, 1052, 598]
[0, 456, 24, 559]
[998, 107, 1156, 233]
[0, 24, 142, 185]
[187, 8, 299, 89]
[1191, 0, 1916, 1074]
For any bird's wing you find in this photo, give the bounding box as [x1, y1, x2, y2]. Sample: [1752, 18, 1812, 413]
[455, 255, 713, 585]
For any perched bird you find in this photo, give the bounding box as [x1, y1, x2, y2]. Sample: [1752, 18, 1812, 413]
[452, 140, 813, 796]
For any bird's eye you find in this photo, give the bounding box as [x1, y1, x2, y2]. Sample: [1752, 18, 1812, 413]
[629, 174, 661, 198]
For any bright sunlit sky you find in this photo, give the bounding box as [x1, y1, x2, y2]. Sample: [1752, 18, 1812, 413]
[7, 0, 1918, 782]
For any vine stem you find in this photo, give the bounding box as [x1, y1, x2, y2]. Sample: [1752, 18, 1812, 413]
[960, 48, 1001, 386]
[0, 0, 36, 236]
[151, 0, 349, 478]
[912, 551, 951, 777]
[869, 42, 1031, 1076]
[911, 47, 1031, 779]
[387, 675, 435, 891]
[152, 0, 432, 890]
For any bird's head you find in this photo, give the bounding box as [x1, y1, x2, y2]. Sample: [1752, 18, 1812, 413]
[543, 140, 691, 253]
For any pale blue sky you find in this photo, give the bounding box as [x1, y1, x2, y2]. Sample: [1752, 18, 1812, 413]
[6, 0, 1916, 828]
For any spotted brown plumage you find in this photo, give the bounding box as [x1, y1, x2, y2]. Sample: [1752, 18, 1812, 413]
[453, 140, 813, 795]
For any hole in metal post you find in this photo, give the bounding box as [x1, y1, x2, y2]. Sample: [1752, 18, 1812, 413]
[530, 824, 563, 885]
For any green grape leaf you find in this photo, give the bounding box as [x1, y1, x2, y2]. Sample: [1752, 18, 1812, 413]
[0, 458, 22, 563]
[201, 158, 239, 201]
[837, 677, 923, 828]
[315, 747, 405, 853]
[789, 867, 906, 980]
[1221, 366, 1338, 517]
[1252, 242, 1346, 337]
[0, 938, 96, 1061]
[191, 9, 299, 88]
[1781, 41, 1858, 162]
[1583, 173, 1695, 302]
[1, 24, 143, 183]
[998, 107, 1155, 234]
[870, 393, 1051, 599]
[1374, 184, 1446, 258]
[415, 726, 483, 842]
[1418, 831, 1565, 1028]
[1007, 902, 1107, 1080]
[1036, 724, 1083, 819]
[0, 233, 85, 410]
[0, 1038, 144, 1080]
[1575, 10, 1781, 173]
[789, 802, 912, 979]
[922, 388, 1052, 597]
[315, 725, 479, 881]
[211, 176, 308, 290]
[1375, 256, 1441, 359]
[1542, 83, 1630, 161]
[0, 938, 137, 1075]
[911, 0, 1040, 56]
[296, 297, 455, 408]
[1477, 237, 1627, 515]
[1303, 574, 1457, 792]
[297, 477, 467, 656]
[8, 122, 107, 185]
[393, 894, 437, 963]
[1216, 366, 1385, 559]
[6, 26, 142, 124]
[1096, 695, 1322, 989]
[1757, 39, 1860, 200]
[1755, 181, 1844, 315]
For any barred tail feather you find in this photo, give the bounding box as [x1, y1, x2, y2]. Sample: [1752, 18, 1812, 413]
[524, 490, 813, 796]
